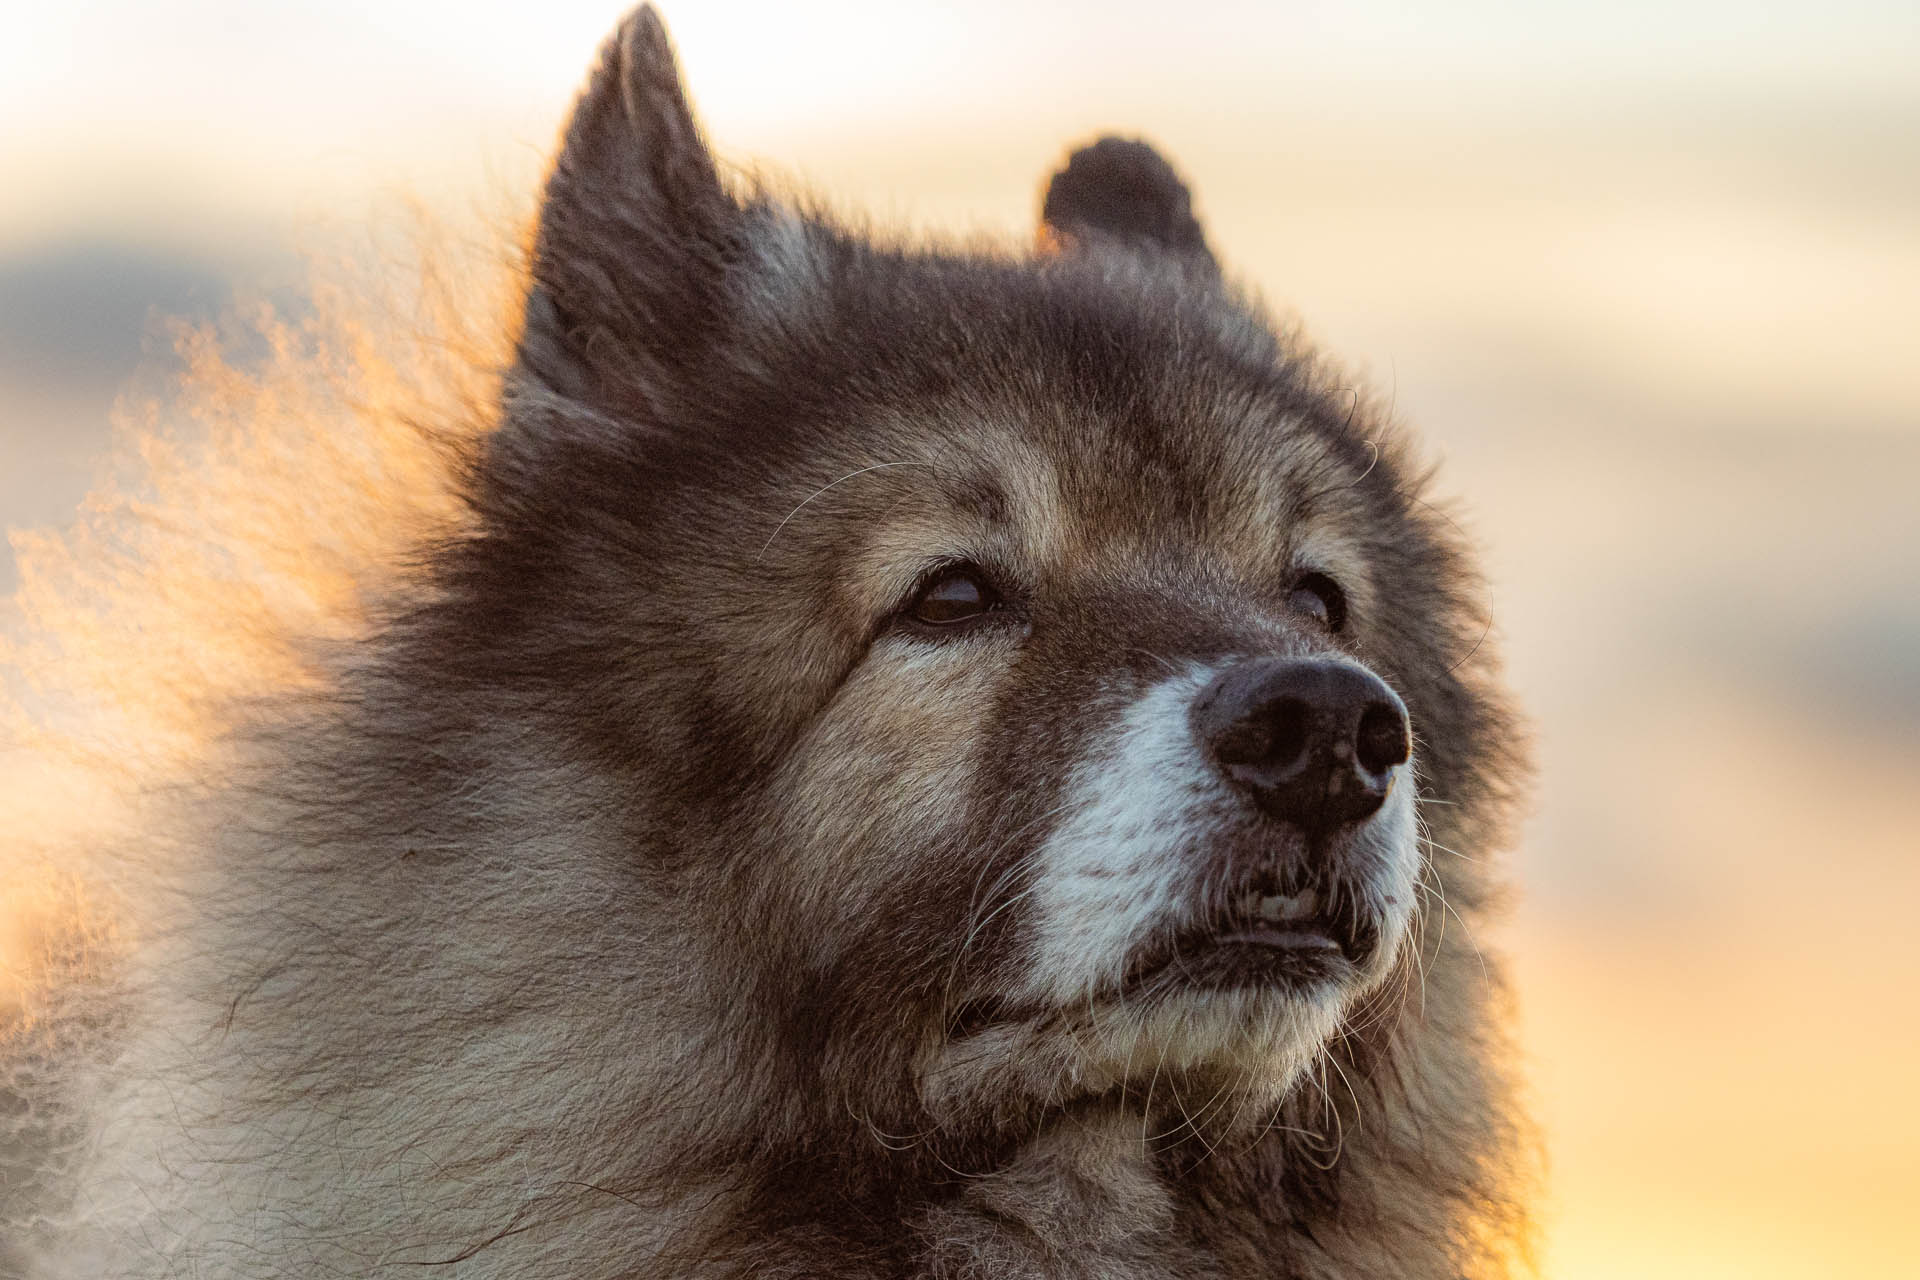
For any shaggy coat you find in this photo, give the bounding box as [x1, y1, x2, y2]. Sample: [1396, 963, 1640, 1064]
[2, 7, 1529, 1277]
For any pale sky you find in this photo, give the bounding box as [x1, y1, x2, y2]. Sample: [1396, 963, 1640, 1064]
[5, 0, 1918, 248]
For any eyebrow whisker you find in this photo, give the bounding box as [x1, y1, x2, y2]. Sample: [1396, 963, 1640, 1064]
[757, 461, 941, 560]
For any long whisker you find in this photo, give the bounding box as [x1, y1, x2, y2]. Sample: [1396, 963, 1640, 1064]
[757, 460, 937, 559]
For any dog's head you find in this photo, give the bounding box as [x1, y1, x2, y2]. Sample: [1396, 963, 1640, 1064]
[445, 7, 1508, 1154]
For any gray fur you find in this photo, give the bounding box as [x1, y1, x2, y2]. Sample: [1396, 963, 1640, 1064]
[2, 6, 1532, 1277]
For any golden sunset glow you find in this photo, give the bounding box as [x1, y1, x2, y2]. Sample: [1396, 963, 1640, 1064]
[5, 3, 1917, 1276]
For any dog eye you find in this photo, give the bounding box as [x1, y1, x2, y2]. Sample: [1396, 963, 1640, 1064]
[906, 568, 1004, 628]
[1288, 572, 1347, 633]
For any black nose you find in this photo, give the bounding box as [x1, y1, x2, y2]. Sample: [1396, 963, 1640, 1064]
[1193, 657, 1411, 835]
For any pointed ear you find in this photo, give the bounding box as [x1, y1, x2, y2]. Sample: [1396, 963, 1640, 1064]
[1039, 136, 1215, 272]
[518, 5, 741, 408]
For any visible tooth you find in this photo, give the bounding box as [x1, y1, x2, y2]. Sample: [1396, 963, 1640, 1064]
[1257, 889, 1317, 922]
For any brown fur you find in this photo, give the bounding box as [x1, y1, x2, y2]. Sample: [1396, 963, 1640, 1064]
[2, 7, 1532, 1277]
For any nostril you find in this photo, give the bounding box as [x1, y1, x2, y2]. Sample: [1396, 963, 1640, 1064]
[1355, 702, 1410, 775]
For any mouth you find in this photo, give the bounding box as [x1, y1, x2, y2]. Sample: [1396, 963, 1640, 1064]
[1122, 877, 1373, 995]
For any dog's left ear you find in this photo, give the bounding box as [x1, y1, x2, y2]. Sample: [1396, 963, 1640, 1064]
[517, 5, 742, 409]
[1040, 136, 1215, 272]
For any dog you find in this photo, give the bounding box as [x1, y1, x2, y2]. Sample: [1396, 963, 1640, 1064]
[2, 6, 1530, 1276]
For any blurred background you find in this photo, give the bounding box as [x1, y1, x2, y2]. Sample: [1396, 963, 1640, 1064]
[3, 2, 1916, 1275]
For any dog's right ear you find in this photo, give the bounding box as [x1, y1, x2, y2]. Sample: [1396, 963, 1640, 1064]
[516, 5, 740, 410]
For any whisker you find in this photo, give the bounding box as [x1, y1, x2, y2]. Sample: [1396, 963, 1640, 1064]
[756, 460, 937, 559]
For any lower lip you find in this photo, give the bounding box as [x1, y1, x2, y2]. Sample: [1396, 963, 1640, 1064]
[1131, 928, 1350, 992]
[1216, 924, 1342, 952]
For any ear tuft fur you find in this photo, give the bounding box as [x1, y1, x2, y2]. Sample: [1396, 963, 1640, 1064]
[517, 4, 740, 411]
[1041, 136, 1213, 267]
[573, 5, 724, 225]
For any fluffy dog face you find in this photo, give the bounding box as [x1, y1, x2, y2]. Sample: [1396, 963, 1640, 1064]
[455, 8, 1495, 1149]
[727, 408, 1430, 1134]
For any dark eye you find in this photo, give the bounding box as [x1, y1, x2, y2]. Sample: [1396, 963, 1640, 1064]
[905, 567, 1005, 629]
[1287, 571, 1347, 633]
